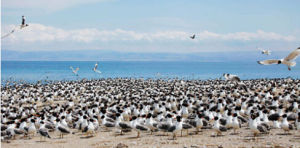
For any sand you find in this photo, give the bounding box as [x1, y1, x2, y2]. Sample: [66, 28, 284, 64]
[2, 127, 300, 148]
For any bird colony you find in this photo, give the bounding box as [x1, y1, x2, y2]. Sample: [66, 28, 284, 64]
[1, 78, 300, 144]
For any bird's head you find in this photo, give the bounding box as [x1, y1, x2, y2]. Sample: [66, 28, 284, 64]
[277, 60, 282, 64]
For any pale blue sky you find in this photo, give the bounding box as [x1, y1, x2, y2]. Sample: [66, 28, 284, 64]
[1, 0, 300, 58]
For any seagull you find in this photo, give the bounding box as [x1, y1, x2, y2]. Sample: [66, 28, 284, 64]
[21, 16, 29, 29]
[257, 47, 300, 71]
[167, 116, 183, 140]
[130, 116, 148, 138]
[55, 119, 72, 139]
[223, 73, 241, 82]
[213, 117, 227, 136]
[1, 16, 28, 39]
[280, 114, 294, 134]
[261, 50, 271, 55]
[27, 119, 36, 139]
[257, 47, 271, 55]
[232, 113, 241, 134]
[190, 34, 196, 39]
[70, 66, 79, 76]
[93, 62, 101, 74]
[38, 121, 51, 141]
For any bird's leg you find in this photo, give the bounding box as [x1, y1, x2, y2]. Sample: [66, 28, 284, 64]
[120, 130, 123, 135]
[181, 130, 183, 137]
[186, 129, 188, 136]
[196, 128, 199, 134]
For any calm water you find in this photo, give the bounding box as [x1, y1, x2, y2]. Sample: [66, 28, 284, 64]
[1, 61, 300, 83]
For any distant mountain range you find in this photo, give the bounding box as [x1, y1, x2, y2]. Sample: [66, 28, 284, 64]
[1, 49, 297, 62]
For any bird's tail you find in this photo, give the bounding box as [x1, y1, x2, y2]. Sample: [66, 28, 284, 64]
[287, 61, 296, 67]
[94, 70, 102, 74]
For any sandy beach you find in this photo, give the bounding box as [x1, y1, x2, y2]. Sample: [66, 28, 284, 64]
[2, 127, 300, 148]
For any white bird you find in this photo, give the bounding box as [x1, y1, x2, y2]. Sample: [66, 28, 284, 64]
[1, 16, 29, 39]
[223, 73, 240, 82]
[261, 50, 271, 55]
[93, 62, 101, 74]
[257, 47, 271, 55]
[190, 34, 196, 39]
[257, 47, 300, 71]
[70, 66, 79, 76]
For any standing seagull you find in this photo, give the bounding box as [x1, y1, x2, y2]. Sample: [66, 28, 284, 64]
[93, 62, 101, 74]
[38, 121, 51, 141]
[190, 34, 196, 39]
[70, 66, 79, 76]
[257, 47, 300, 71]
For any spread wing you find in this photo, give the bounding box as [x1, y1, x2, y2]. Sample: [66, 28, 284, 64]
[257, 59, 279, 65]
[94, 63, 98, 70]
[284, 48, 300, 61]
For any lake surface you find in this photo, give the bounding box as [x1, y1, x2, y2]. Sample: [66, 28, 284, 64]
[1, 61, 300, 83]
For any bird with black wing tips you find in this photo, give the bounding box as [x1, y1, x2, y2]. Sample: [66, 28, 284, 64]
[38, 121, 51, 141]
[257, 47, 300, 71]
[190, 34, 196, 39]
[213, 116, 227, 136]
[167, 116, 183, 140]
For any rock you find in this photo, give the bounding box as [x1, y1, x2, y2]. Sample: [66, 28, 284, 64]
[115, 143, 128, 148]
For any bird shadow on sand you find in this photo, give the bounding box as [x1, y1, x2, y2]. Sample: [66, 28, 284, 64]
[126, 136, 139, 139]
[210, 135, 225, 137]
[154, 134, 169, 137]
[80, 135, 94, 139]
[36, 140, 48, 143]
[276, 133, 292, 135]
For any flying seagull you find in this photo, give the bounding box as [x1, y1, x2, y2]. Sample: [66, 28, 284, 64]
[257, 47, 300, 71]
[190, 34, 195, 39]
[257, 47, 271, 55]
[70, 66, 79, 76]
[21, 16, 29, 29]
[1, 16, 29, 39]
[93, 62, 101, 74]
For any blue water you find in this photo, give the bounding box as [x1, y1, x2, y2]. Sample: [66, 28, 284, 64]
[1, 61, 300, 83]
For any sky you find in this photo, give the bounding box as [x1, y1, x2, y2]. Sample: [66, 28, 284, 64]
[1, 0, 300, 60]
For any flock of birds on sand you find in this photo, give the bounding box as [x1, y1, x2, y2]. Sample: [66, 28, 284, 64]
[1, 77, 300, 143]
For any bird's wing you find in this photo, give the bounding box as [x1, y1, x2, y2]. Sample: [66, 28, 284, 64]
[231, 76, 241, 82]
[70, 66, 74, 71]
[75, 67, 79, 72]
[39, 128, 51, 138]
[94, 63, 98, 70]
[257, 59, 279, 65]
[58, 126, 70, 133]
[284, 48, 300, 61]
